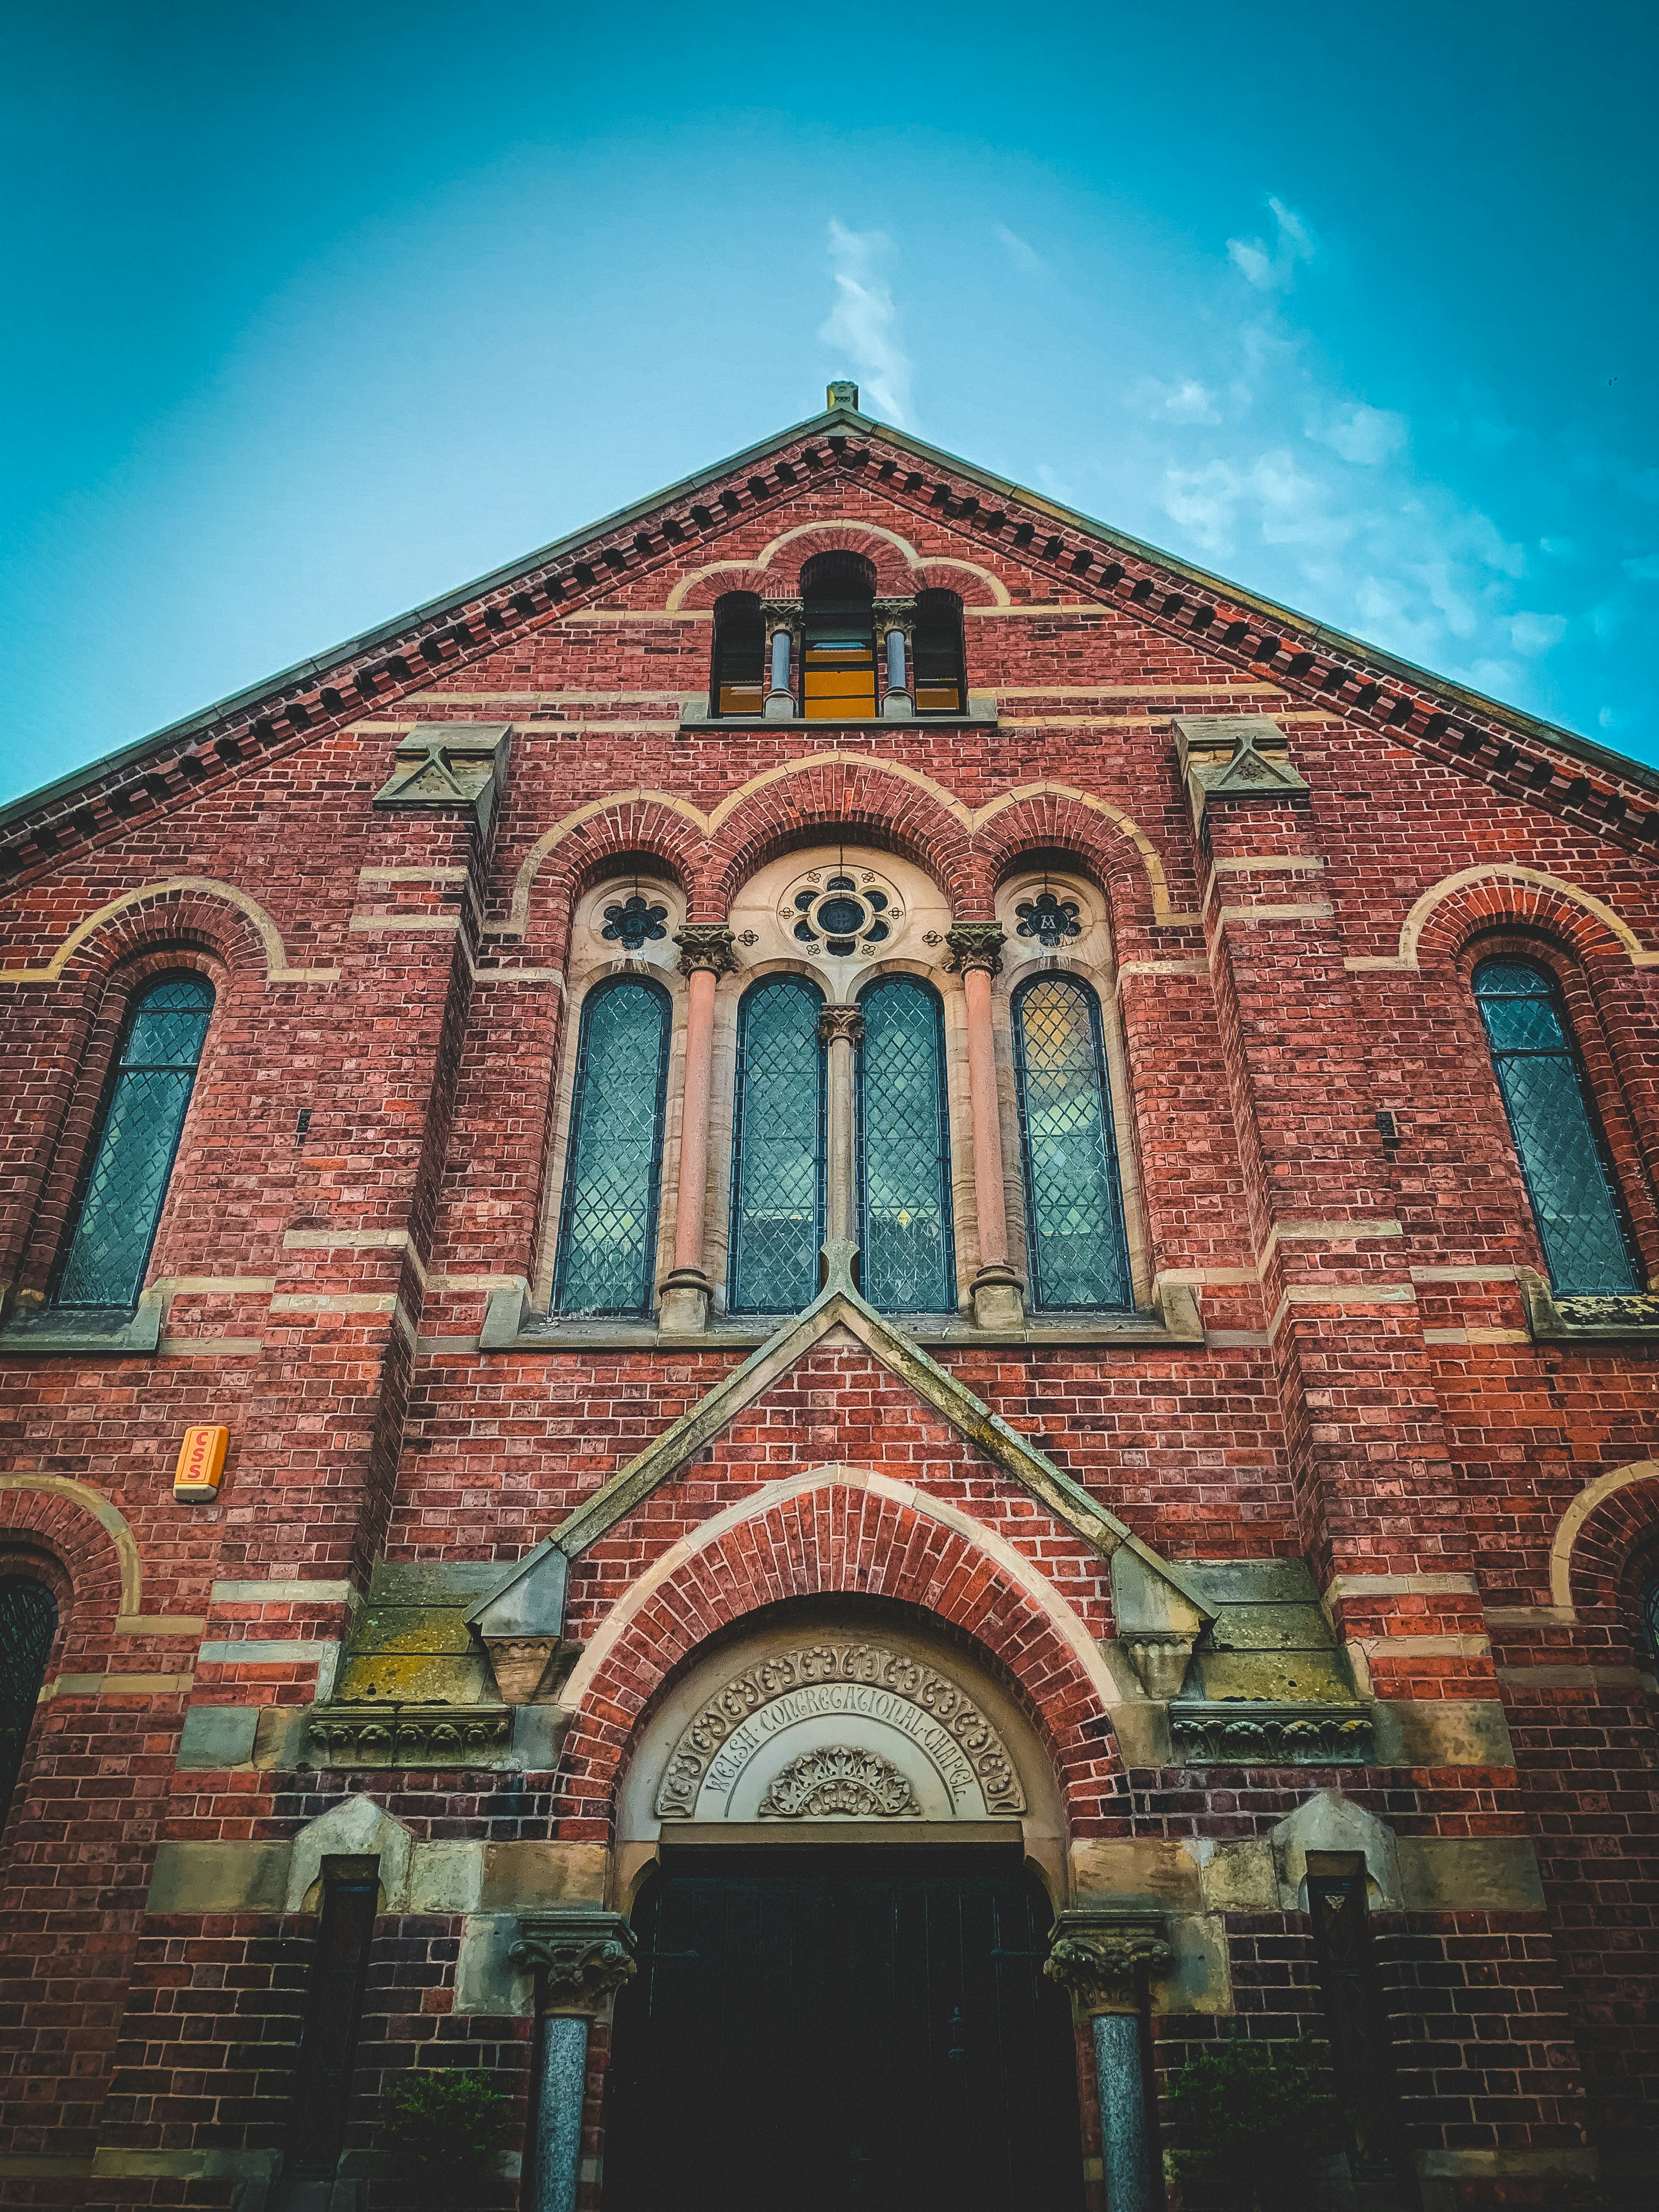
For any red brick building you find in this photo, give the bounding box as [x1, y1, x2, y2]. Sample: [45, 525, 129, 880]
[2, 384, 1656, 2212]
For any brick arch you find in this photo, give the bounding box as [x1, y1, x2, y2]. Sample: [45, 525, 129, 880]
[1385, 865, 1659, 974]
[665, 563, 772, 612]
[708, 757, 982, 913]
[970, 786, 1186, 930]
[0, 876, 337, 988]
[1550, 1461, 1659, 1620]
[553, 1472, 1121, 1839]
[770, 524, 916, 596]
[0, 1475, 138, 1672]
[499, 796, 711, 941]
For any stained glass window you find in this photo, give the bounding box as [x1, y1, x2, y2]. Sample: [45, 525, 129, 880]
[1639, 1571, 1659, 1666]
[1, 1579, 57, 1839]
[1473, 958, 1640, 1295]
[555, 979, 672, 1316]
[54, 973, 214, 1310]
[1013, 975, 1131, 1311]
[729, 978, 825, 1312]
[858, 979, 955, 1311]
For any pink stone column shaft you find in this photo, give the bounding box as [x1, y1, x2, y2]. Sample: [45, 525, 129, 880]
[672, 963, 717, 1279]
[963, 962, 1009, 1269]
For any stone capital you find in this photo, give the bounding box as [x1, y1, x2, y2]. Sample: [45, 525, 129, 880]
[674, 924, 740, 977]
[818, 1005, 865, 1047]
[1044, 1910, 1172, 2015]
[945, 923, 1007, 977]
[510, 1910, 637, 2016]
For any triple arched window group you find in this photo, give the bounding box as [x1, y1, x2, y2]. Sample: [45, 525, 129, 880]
[554, 968, 1136, 1319]
[31, 949, 1651, 1323]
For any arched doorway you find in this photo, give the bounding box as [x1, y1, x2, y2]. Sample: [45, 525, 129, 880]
[602, 1604, 1086, 2211]
[604, 1847, 1082, 2212]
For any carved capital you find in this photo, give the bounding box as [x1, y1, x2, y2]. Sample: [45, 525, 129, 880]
[759, 597, 803, 625]
[944, 924, 1007, 977]
[674, 924, 740, 977]
[1045, 1911, 1172, 2013]
[872, 596, 916, 627]
[818, 1006, 865, 1047]
[509, 1911, 637, 2015]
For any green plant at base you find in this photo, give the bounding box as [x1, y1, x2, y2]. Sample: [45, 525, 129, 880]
[379, 2069, 514, 2202]
[1168, 2036, 1341, 2202]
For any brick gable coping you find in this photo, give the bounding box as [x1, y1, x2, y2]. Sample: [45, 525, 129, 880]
[6, 399, 1659, 902]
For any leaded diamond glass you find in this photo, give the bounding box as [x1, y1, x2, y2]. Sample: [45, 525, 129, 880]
[1013, 975, 1130, 1311]
[0, 1579, 56, 1839]
[555, 979, 671, 1316]
[729, 978, 825, 1313]
[54, 974, 213, 1310]
[1474, 958, 1640, 1294]
[858, 979, 955, 1312]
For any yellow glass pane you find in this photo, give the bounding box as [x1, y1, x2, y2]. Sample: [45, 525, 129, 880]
[718, 683, 764, 714]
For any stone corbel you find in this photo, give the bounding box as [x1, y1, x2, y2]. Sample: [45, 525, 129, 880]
[1119, 1629, 1197, 1701]
[372, 722, 514, 838]
[509, 1910, 637, 2015]
[466, 1539, 571, 1704]
[1045, 1909, 1173, 2016]
[1173, 715, 1308, 832]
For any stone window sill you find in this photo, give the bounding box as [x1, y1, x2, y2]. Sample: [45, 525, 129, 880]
[1520, 1273, 1659, 1344]
[678, 706, 999, 732]
[0, 1291, 163, 1357]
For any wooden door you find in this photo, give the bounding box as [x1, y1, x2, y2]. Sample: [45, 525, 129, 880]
[602, 1847, 1084, 2212]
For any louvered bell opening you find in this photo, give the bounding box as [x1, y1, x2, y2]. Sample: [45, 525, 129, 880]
[912, 589, 965, 713]
[711, 592, 765, 716]
[801, 551, 877, 720]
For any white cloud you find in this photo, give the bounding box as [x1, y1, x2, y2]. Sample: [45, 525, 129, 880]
[1132, 376, 1221, 425]
[1227, 196, 1317, 292]
[992, 223, 1043, 273]
[1623, 552, 1659, 582]
[1310, 403, 1407, 466]
[819, 219, 912, 426]
[1509, 611, 1567, 657]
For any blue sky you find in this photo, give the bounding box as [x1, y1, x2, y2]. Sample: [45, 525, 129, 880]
[3, 1, 1655, 804]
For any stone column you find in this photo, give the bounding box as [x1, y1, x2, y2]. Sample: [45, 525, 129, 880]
[763, 602, 798, 719]
[661, 926, 738, 1334]
[946, 925, 1024, 1327]
[509, 1912, 637, 2212]
[1045, 1912, 1172, 2212]
[818, 1003, 864, 1286]
[881, 618, 914, 718]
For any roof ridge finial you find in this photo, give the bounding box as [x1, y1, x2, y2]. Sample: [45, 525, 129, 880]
[827, 379, 860, 412]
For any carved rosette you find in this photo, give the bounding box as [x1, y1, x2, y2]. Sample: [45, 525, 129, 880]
[654, 1642, 1025, 1819]
[306, 1704, 513, 1769]
[757, 1745, 920, 1819]
[1044, 1912, 1173, 2015]
[674, 924, 740, 977]
[509, 1910, 637, 2017]
[944, 924, 1007, 977]
[817, 1006, 866, 1047]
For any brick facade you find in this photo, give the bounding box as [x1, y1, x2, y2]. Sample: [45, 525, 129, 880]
[1, 392, 1655, 2209]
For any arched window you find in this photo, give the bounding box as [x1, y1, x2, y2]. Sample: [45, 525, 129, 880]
[710, 592, 765, 717]
[1472, 958, 1641, 1295]
[53, 972, 214, 1310]
[1012, 974, 1131, 1311]
[555, 978, 672, 1317]
[1, 1579, 57, 1841]
[729, 977, 826, 1312]
[858, 978, 954, 1311]
[912, 589, 966, 713]
[1637, 1563, 1659, 1668]
[800, 552, 877, 720]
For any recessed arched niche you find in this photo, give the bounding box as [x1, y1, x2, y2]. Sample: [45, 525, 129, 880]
[614, 1600, 1068, 1907]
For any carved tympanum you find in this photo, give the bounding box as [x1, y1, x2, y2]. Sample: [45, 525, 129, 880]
[757, 1745, 920, 1819]
[654, 1643, 1026, 1818]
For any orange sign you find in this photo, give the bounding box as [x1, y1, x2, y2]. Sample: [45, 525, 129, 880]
[173, 1425, 229, 1501]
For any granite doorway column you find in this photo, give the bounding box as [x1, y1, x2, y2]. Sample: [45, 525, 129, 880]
[510, 1912, 637, 2212]
[1046, 1912, 1172, 2212]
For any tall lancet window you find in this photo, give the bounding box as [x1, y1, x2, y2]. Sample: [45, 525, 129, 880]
[1012, 974, 1130, 1311]
[54, 972, 214, 1310]
[555, 978, 672, 1316]
[857, 978, 954, 1311]
[729, 977, 826, 1312]
[1473, 957, 1640, 1294]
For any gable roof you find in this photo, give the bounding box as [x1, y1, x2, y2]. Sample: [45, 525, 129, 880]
[5, 390, 1658, 882]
